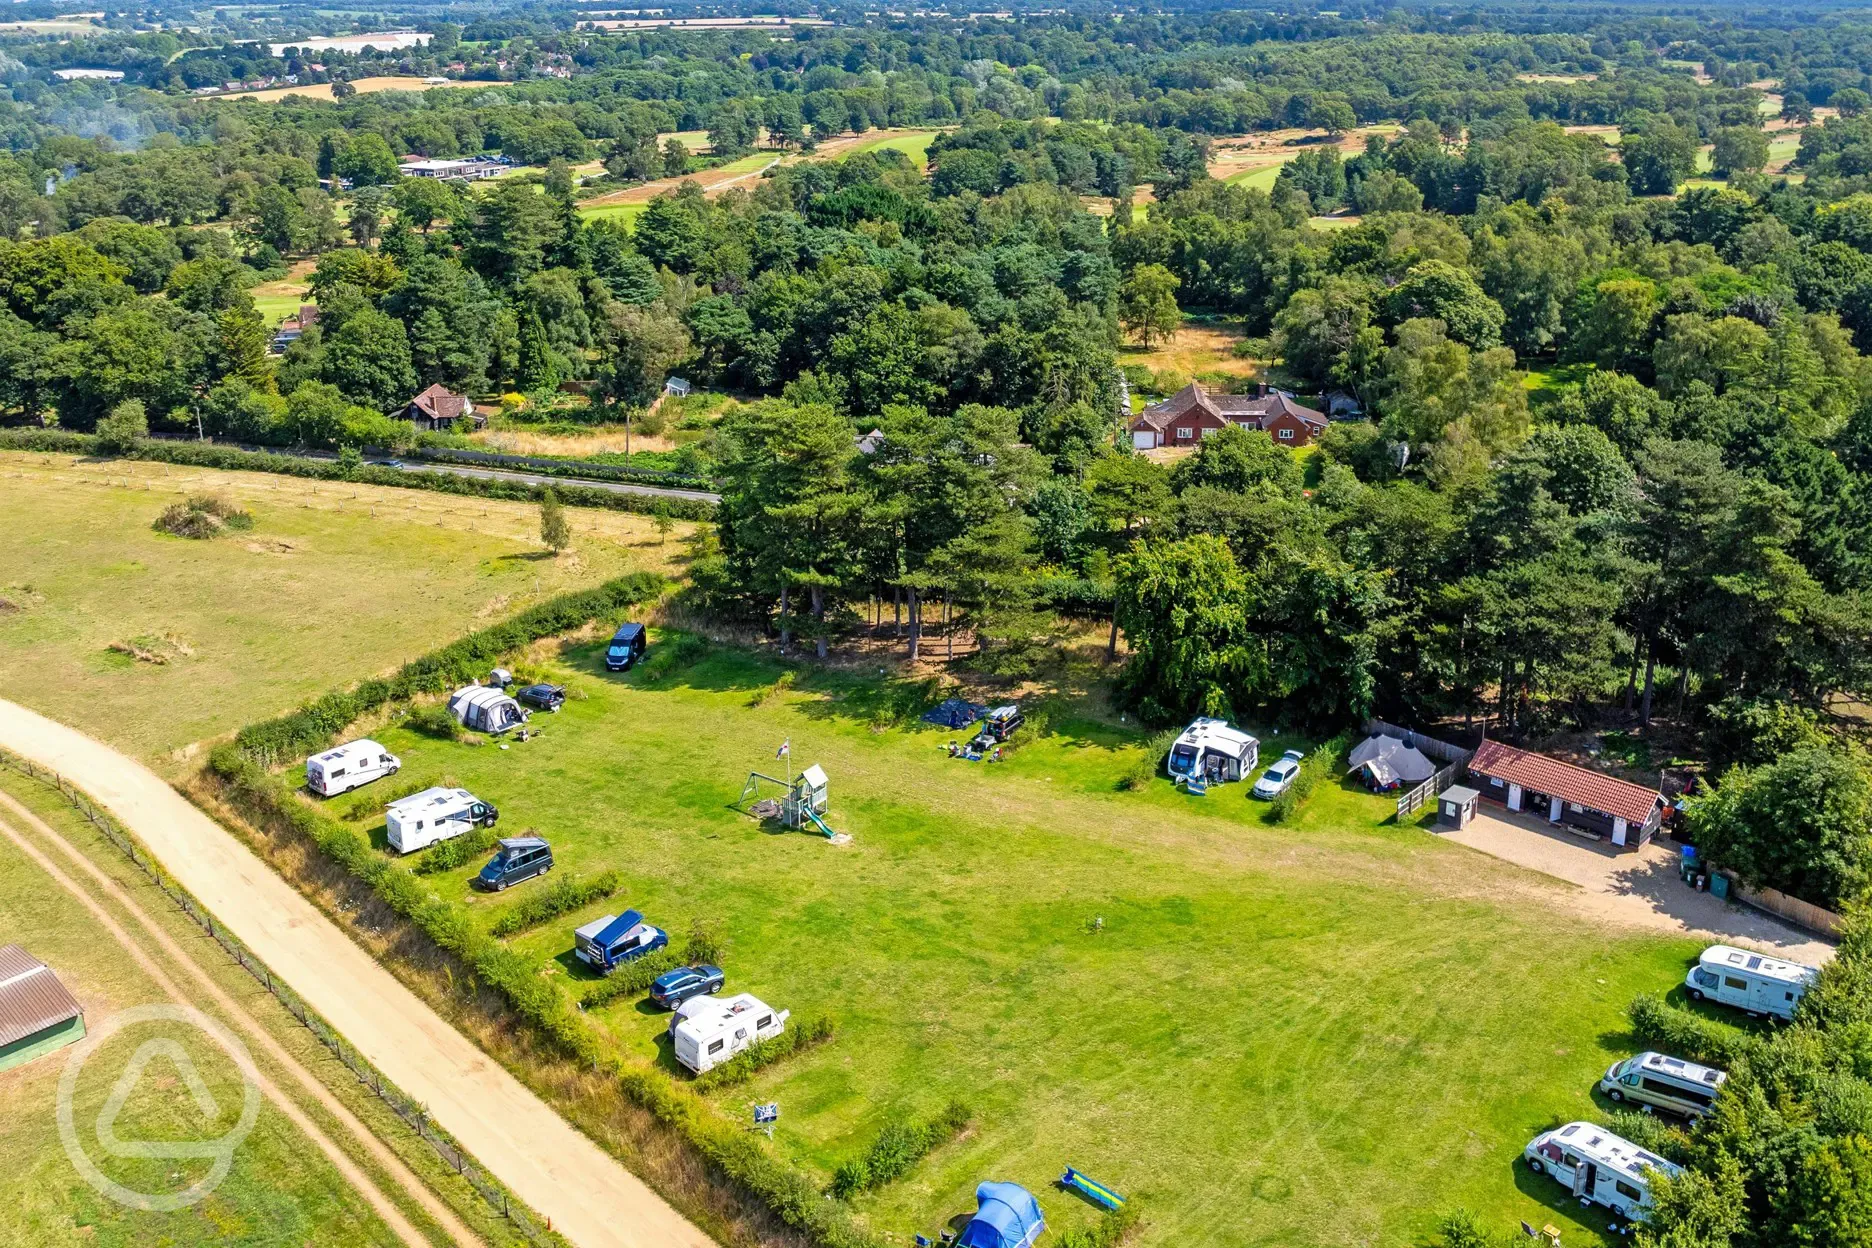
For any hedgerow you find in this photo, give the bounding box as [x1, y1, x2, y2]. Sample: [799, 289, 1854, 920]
[487, 871, 623, 939]
[694, 1015, 835, 1091]
[411, 825, 501, 876]
[831, 1100, 972, 1198]
[1626, 993, 1764, 1068]
[1055, 1200, 1142, 1248]
[0, 430, 716, 521]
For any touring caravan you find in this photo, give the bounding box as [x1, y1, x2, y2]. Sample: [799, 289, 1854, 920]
[670, 993, 789, 1074]
[1525, 1122, 1681, 1222]
[1685, 945, 1818, 1021]
[1599, 1051, 1727, 1119]
[1167, 718, 1260, 785]
[384, 787, 498, 854]
[305, 739, 400, 797]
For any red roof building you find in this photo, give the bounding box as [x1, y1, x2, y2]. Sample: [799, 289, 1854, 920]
[1467, 740, 1665, 849]
[402, 384, 484, 431]
[1130, 381, 1329, 450]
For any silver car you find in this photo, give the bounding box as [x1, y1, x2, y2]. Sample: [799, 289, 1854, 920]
[1252, 750, 1306, 799]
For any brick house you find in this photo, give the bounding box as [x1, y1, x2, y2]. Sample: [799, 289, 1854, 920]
[402, 384, 484, 431]
[1130, 382, 1329, 450]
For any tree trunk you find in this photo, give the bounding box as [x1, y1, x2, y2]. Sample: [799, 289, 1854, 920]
[1639, 641, 1659, 729]
[945, 593, 953, 661]
[1675, 664, 1690, 720]
[1106, 611, 1120, 661]
[778, 582, 791, 652]
[893, 586, 902, 639]
[811, 584, 827, 659]
[1623, 635, 1642, 713]
[907, 586, 920, 661]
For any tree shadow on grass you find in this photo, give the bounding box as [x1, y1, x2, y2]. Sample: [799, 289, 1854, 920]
[494, 550, 557, 563]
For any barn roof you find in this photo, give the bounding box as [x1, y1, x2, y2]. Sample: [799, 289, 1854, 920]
[0, 945, 83, 1049]
[1469, 740, 1663, 825]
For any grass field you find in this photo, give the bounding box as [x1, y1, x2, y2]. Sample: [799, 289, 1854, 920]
[1225, 163, 1286, 192]
[840, 129, 937, 164]
[322, 636, 1705, 1247]
[0, 456, 674, 767]
[207, 76, 451, 103]
[0, 772, 407, 1247]
[577, 201, 649, 228]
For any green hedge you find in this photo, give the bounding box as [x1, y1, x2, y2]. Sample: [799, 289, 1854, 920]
[581, 948, 682, 1010]
[232, 572, 662, 764]
[695, 1015, 835, 1092]
[831, 1099, 972, 1198]
[1055, 1201, 1142, 1248]
[488, 871, 623, 938]
[0, 430, 717, 521]
[1627, 993, 1764, 1068]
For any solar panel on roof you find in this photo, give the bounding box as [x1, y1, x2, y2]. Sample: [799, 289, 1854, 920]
[1747, 956, 1761, 969]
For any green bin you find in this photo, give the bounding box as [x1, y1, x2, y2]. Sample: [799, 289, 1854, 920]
[1710, 873, 1730, 900]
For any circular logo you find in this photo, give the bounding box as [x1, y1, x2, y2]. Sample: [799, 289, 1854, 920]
[57, 1003, 262, 1211]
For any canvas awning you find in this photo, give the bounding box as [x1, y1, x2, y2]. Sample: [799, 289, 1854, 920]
[1347, 735, 1436, 785]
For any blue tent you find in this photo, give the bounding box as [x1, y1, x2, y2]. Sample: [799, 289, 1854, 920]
[957, 1182, 1045, 1248]
[923, 698, 986, 729]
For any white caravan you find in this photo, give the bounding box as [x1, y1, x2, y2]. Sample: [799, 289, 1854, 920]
[1166, 718, 1259, 785]
[1525, 1121, 1681, 1222]
[1600, 1051, 1727, 1119]
[670, 993, 789, 1074]
[305, 739, 401, 797]
[1685, 945, 1818, 1021]
[384, 787, 499, 854]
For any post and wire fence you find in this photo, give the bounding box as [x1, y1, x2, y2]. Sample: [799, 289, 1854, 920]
[1, 751, 549, 1245]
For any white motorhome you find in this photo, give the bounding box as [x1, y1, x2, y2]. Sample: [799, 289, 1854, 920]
[1600, 1051, 1727, 1119]
[384, 787, 498, 854]
[1685, 945, 1818, 1021]
[1525, 1122, 1681, 1222]
[670, 993, 789, 1074]
[305, 739, 400, 797]
[1167, 718, 1259, 785]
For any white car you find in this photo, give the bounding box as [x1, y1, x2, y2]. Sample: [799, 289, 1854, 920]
[1251, 750, 1306, 799]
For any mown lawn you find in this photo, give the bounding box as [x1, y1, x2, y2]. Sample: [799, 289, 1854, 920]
[335, 636, 1702, 1248]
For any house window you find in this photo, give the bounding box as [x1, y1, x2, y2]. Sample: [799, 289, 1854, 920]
[1177, 427, 1193, 440]
[1570, 802, 1584, 813]
[1200, 426, 1217, 438]
[1489, 776, 1504, 788]
[1277, 428, 1294, 439]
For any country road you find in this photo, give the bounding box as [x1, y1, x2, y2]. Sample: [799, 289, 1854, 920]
[0, 699, 716, 1248]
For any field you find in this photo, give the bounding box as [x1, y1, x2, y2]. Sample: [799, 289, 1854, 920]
[1120, 319, 1261, 387]
[207, 76, 452, 103]
[329, 636, 1705, 1248]
[0, 770, 409, 1247]
[0, 456, 677, 768]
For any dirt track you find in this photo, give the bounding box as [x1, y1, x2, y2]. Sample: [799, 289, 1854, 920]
[0, 699, 715, 1248]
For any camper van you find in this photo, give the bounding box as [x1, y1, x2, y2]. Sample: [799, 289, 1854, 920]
[384, 788, 498, 854]
[574, 910, 668, 973]
[1167, 718, 1260, 785]
[305, 740, 400, 797]
[1600, 1051, 1727, 1119]
[1685, 945, 1818, 1021]
[670, 993, 789, 1074]
[1525, 1122, 1682, 1222]
[605, 623, 647, 672]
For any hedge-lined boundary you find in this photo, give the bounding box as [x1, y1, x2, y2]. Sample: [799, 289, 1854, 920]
[832, 1100, 972, 1198]
[1626, 992, 1766, 1068]
[231, 572, 663, 763]
[202, 582, 885, 1248]
[0, 430, 717, 521]
[409, 445, 715, 492]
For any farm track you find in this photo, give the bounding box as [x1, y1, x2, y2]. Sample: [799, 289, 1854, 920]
[0, 699, 717, 1248]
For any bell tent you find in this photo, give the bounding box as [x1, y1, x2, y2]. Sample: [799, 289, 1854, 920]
[1347, 733, 1436, 790]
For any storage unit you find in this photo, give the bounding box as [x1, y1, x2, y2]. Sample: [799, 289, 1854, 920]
[0, 945, 85, 1073]
[1525, 1122, 1681, 1222]
[1438, 785, 1480, 829]
[1685, 945, 1817, 1021]
[305, 739, 400, 797]
[670, 993, 788, 1073]
[385, 787, 498, 854]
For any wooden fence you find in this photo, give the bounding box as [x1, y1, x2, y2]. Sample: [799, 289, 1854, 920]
[1727, 875, 1845, 938]
[1360, 720, 1475, 821]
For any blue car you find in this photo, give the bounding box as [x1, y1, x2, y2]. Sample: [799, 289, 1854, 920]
[474, 836, 553, 892]
[649, 964, 725, 1010]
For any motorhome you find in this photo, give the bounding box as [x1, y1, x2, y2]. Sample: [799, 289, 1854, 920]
[305, 739, 400, 797]
[1685, 945, 1818, 1021]
[1166, 718, 1260, 785]
[1599, 1051, 1727, 1119]
[670, 993, 789, 1074]
[384, 788, 498, 854]
[1525, 1122, 1681, 1222]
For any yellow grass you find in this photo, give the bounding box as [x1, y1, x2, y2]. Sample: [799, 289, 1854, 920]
[208, 76, 452, 103]
[1121, 321, 1261, 382]
[469, 425, 686, 457]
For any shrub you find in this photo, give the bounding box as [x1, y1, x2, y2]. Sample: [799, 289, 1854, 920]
[1268, 732, 1354, 825]
[695, 1014, 835, 1091]
[1120, 727, 1182, 791]
[412, 825, 501, 876]
[404, 704, 461, 740]
[682, 916, 726, 965]
[152, 494, 254, 540]
[95, 399, 148, 453]
[580, 948, 681, 1010]
[1627, 993, 1763, 1068]
[339, 775, 433, 821]
[488, 870, 623, 939]
[1055, 1200, 1141, 1248]
[831, 1100, 972, 1198]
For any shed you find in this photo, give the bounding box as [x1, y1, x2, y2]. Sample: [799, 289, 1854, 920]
[1347, 734, 1437, 791]
[0, 945, 85, 1072]
[957, 1181, 1046, 1248]
[1467, 740, 1665, 848]
[446, 685, 529, 735]
[1439, 785, 1480, 830]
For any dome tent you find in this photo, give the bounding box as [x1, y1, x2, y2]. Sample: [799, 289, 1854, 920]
[957, 1181, 1045, 1248]
[447, 685, 529, 735]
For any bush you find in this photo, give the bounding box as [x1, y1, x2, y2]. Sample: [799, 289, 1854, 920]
[339, 775, 433, 821]
[1120, 727, 1181, 791]
[404, 704, 461, 740]
[1054, 1200, 1141, 1248]
[412, 825, 501, 876]
[95, 399, 148, 454]
[1268, 733, 1353, 825]
[580, 948, 681, 1009]
[830, 1099, 972, 1198]
[152, 494, 254, 540]
[488, 870, 623, 939]
[1627, 993, 1763, 1068]
[681, 916, 726, 965]
[695, 1014, 835, 1091]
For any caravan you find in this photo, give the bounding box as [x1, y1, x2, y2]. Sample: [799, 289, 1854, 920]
[384, 787, 498, 854]
[1685, 945, 1818, 1021]
[1525, 1122, 1681, 1222]
[1167, 718, 1260, 785]
[670, 993, 789, 1073]
[305, 739, 400, 797]
[1599, 1051, 1727, 1119]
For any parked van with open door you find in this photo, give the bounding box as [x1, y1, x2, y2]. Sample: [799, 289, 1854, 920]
[305, 739, 400, 797]
[385, 787, 498, 854]
[1525, 1122, 1681, 1223]
[1685, 945, 1817, 1021]
[1600, 1051, 1727, 1119]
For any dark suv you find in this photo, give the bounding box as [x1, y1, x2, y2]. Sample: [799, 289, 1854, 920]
[649, 964, 725, 1009]
[515, 683, 566, 712]
[605, 623, 646, 672]
[474, 836, 553, 892]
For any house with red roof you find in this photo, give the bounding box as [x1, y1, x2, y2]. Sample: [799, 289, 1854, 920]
[402, 384, 484, 431]
[1129, 381, 1329, 451]
[1466, 740, 1666, 849]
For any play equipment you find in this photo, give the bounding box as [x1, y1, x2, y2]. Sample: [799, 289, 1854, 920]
[738, 763, 843, 840]
[1058, 1167, 1125, 1212]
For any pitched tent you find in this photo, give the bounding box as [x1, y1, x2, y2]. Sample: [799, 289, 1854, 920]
[923, 698, 986, 729]
[447, 685, 529, 735]
[957, 1181, 1045, 1248]
[1347, 734, 1436, 790]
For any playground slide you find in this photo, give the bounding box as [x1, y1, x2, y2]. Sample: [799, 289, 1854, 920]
[1060, 1167, 1124, 1211]
[803, 808, 837, 839]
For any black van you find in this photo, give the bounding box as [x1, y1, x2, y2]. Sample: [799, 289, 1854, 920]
[475, 837, 553, 891]
[605, 623, 647, 671]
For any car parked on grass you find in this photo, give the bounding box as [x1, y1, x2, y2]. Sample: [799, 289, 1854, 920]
[574, 910, 668, 974]
[1252, 750, 1307, 800]
[474, 836, 553, 892]
[515, 683, 566, 712]
[650, 964, 726, 1010]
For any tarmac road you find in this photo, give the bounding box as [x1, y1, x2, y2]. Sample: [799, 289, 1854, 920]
[0, 699, 716, 1248]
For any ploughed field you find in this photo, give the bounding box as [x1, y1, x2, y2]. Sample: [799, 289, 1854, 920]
[334, 635, 1701, 1247]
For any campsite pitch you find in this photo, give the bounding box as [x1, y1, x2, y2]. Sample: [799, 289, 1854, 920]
[339, 636, 1703, 1247]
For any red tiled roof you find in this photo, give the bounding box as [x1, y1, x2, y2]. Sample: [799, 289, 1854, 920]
[1468, 740, 1662, 825]
[1131, 382, 1326, 433]
[409, 384, 472, 421]
[0, 945, 82, 1048]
